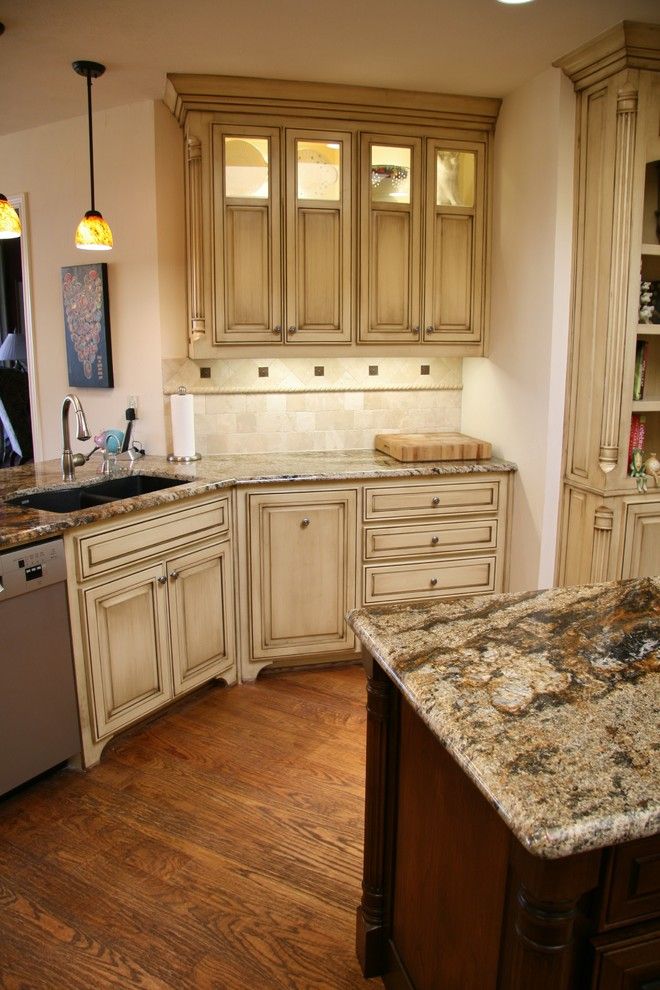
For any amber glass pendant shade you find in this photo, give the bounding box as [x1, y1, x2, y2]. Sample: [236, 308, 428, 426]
[0, 194, 21, 238]
[75, 209, 113, 250]
[73, 60, 113, 251]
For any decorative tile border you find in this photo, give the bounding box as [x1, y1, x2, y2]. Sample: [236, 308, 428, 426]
[162, 356, 462, 394]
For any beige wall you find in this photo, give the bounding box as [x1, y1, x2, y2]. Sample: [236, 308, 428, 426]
[1, 99, 186, 460]
[462, 67, 575, 592]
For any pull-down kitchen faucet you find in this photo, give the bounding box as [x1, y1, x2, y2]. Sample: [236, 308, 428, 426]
[61, 393, 91, 480]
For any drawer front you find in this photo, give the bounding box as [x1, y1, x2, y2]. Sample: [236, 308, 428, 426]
[363, 555, 496, 604]
[363, 481, 499, 521]
[364, 519, 498, 561]
[77, 497, 230, 581]
[603, 835, 660, 929]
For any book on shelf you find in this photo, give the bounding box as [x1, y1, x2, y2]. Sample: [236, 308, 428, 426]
[628, 413, 647, 473]
[633, 339, 648, 401]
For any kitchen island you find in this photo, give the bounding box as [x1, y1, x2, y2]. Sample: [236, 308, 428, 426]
[347, 579, 660, 990]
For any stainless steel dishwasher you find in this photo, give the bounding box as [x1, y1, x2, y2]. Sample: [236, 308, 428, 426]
[0, 537, 81, 796]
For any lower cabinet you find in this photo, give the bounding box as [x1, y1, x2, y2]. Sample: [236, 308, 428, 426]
[242, 487, 358, 678]
[237, 472, 512, 681]
[66, 495, 237, 767]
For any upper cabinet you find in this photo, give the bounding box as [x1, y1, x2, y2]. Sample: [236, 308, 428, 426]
[166, 75, 499, 356]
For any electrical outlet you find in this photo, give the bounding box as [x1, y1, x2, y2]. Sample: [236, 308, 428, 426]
[127, 394, 138, 415]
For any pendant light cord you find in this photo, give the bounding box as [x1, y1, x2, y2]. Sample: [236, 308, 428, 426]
[85, 70, 96, 213]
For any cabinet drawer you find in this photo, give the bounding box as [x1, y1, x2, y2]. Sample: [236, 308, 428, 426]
[364, 519, 498, 561]
[602, 835, 660, 929]
[76, 497, 230, 581]
[363, 481, 499, 521]
[363, 555, 496, 604]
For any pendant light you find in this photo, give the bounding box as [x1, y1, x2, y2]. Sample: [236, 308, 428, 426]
[0, 195, 21, 238]
[73, 60, 113, 250]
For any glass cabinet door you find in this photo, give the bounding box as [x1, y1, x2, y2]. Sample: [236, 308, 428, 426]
[212, 125, 282, 344]
[424, 140, 485, 344]
[285, 130, 352, 343]
[359, 135, 422, 343]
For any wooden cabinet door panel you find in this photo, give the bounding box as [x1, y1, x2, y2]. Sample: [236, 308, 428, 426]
[169, 541, 235, 694]
[621, 500, 660, 577]
[359, 133, 422, 343]
[285, 129, 352, 343]
[224, 206, 271, 331]
[431, 213, 473, 330]
[249, 489, 357, 659]
[424, 137, 485, 344]
[84, 564, 173, 739]
[212, 124, 281, 344]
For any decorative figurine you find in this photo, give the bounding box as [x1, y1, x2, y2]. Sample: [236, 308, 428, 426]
[630, 447, 649, 493]
[643, 452, 660, 488]
[640, 281, 654, 324]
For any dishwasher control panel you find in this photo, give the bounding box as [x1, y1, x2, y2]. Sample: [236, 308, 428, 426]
[0, 538, 67, 602]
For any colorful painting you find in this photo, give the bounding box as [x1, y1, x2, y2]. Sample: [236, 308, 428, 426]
[62, 263, 113, 388]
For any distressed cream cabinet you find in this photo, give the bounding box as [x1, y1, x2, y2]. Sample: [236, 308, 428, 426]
[244, 487, 358, 673]
[165, 75, 498, 357]
[359, 132, 487, 346]
[236, 472, 511, 681]
[65, 494, 236, 767]
[557, 23, 660, 584]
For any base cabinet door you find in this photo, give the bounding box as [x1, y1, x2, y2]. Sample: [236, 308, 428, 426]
[84, 563, 174, 739]
[169, 540, 236, 694]
[248, 489, 357, 660]
[621, 500, 660, 577]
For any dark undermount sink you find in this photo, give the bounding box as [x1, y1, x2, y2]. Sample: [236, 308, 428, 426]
[7, 475, 188, 514]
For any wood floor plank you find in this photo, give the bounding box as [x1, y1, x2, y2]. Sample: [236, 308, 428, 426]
[0, 666, 374, 989]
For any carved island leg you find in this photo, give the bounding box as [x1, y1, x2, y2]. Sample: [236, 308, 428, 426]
[356, 648, 398, 978]
[498, 842, 602, 990]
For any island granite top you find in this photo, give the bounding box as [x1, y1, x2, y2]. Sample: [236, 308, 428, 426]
[347, 578, 660, 859]
[0, 450, 515, 549]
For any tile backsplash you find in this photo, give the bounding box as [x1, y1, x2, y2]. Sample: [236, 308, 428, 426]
[163, 357, 462, 454]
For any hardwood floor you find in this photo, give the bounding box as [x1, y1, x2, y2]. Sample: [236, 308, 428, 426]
[0, 665, 374, 990]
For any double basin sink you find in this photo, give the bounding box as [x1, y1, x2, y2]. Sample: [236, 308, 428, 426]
[7, 475, 187, 514]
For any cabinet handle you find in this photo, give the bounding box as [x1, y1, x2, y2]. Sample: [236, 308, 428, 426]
[432, 496, 440, 506]
[411, 326, 420, 335]
[170, 571, 180, 580]
[288, 326, 297, 335]
[301, 517, 310, 527]
[426, 325, 435, 334]
[431, 535, 439, 545]
[430, 577, 438, 586]
[272, 325, 282, 336]
[157, 576, 167, 585]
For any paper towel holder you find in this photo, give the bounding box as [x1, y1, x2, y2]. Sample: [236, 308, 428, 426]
[167, 386, 201, 463]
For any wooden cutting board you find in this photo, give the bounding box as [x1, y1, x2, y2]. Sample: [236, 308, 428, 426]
[375, 432, 492, 462]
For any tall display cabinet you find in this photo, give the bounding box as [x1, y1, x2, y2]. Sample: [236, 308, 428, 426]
[557, 22, 660, 585]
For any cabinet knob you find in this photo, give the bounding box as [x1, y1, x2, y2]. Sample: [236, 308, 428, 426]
[430, 577, 438, 586]
[432, 496, 440, 506]
[272, 325, 282, 335]
[411, 326, 420, 335]
[301, 517, 310, 527]
[426, 325, 435, 334]
[431, 535, 439, 545]
[157, 576, 167, 585]
[288, 326, 297, 335]
[170, 571, 180, 580]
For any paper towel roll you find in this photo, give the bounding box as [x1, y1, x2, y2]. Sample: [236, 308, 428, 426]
[170, 391, 197, 459]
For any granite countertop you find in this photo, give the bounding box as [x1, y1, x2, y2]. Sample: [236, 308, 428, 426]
[0, 451, 515, 549]
[347, 579, 660, 860]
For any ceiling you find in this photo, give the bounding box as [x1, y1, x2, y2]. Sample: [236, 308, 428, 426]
[0, 0, 658, 137]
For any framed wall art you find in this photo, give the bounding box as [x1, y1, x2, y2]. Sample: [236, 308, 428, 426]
[61, 262, 114, 388]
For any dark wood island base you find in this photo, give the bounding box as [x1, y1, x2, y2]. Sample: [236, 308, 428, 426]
[357, 654, 660, 990]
